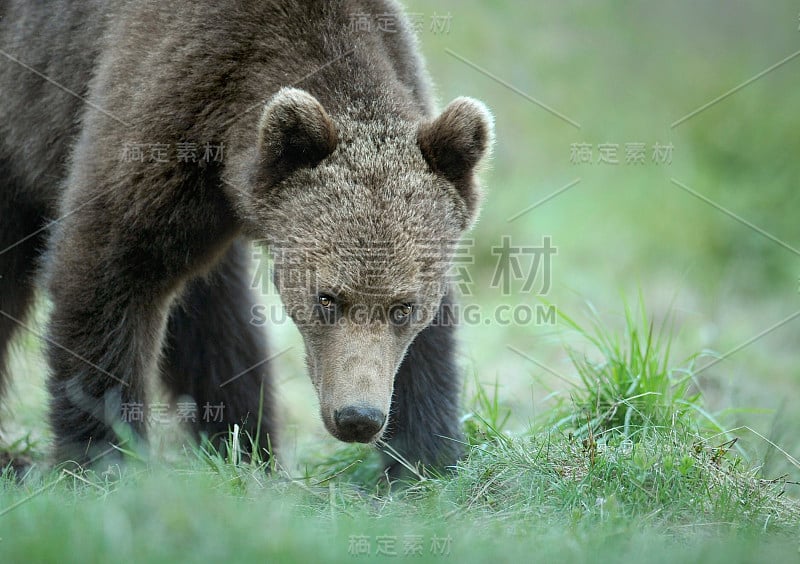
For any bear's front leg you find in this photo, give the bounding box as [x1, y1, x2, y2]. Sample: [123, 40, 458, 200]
[161, 239, 277, 464]
[44, 222, 177, 466]
[382, 294, 465, 477]
[42, 172, 236, 467]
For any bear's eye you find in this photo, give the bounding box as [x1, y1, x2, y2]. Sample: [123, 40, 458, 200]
[317, 294, 335, 309]
[390, 303, 413, 324]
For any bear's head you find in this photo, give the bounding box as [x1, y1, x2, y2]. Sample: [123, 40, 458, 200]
[237, 87, 493, 444]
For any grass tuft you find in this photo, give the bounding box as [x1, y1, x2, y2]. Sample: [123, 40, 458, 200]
[549, 297, 726, 440]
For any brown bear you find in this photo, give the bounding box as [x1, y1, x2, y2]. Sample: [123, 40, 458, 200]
[0, 0, 492, 475]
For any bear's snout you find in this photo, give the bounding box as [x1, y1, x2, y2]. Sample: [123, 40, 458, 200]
[333, 405, 386, 443]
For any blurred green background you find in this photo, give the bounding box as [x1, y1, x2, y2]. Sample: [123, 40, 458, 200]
[2, 0, 798, 480]
[399, 0, 800, 477]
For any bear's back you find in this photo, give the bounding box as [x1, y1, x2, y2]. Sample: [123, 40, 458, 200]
[0, 0, 430, 208]
[0, 0, 115, 204]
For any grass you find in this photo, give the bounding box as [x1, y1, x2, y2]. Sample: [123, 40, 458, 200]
[1, 303, 798, 563]
[4, 433, 799, 563]
[546, 296, 723, 439]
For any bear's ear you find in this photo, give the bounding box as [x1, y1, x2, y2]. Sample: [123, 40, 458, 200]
[417, 97, 494, 223]
[257, 87, 338, 186]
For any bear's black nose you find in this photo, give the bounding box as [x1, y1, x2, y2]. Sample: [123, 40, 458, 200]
[334, 406, 386, 442]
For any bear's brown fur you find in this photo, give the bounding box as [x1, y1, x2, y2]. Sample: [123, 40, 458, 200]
[0, 0, 492, 475]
